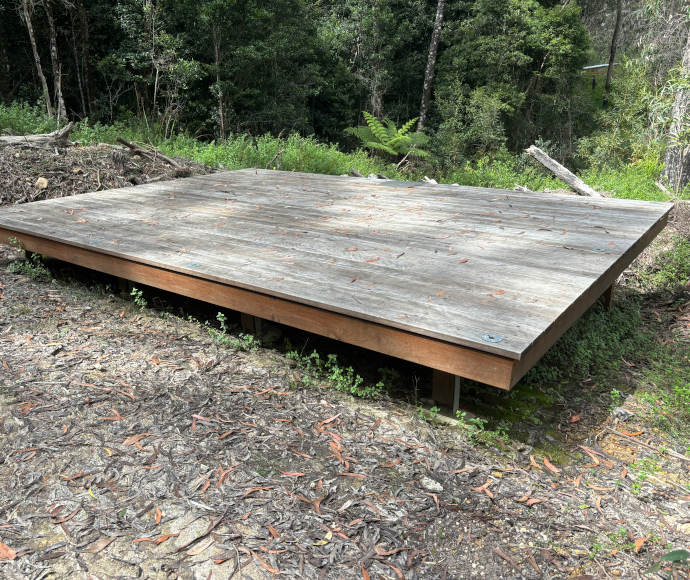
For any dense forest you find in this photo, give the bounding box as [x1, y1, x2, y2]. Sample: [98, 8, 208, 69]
[0, 0, 689, 192]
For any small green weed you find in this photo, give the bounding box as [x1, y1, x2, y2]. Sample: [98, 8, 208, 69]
[287, 350, 384, 399]
[630, 455, 661, 494]
[417, 405, 440, 421]
[456, 410, 509, 446]
[130, 286, 148, 310]
[207, 312, 260, 352]
[8, 253, 51, 281]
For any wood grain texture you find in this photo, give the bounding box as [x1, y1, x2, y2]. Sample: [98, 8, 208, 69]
[0, 169, 672, 388]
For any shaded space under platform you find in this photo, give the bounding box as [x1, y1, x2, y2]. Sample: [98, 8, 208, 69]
[0, 169, 672, 389]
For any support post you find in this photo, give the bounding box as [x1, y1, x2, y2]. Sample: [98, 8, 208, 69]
[600, 284, 614, 310]
[432, 370, 462, 415]
[240, 313, 262, 335]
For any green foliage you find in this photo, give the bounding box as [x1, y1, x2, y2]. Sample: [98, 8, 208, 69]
[445, 147, 563, 191]
[287, 350, 384, 399]
[582, 154, 672, 201]
[130, 286, 148, 310]
[456, 410, 509, 447]
[646, 548, 690, 578]
[0, 102, 59, 135]
[8, 253, 51, 281]
[346, 112, 429, 160]
[577, 61, 672, 169]
[523, 298, 655, 387]
[207, 312, 260, 352]
[638, 237, 690, 292]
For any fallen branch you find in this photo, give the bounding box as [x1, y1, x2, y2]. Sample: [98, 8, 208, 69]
[116, 137, 181, 168]
[265, 148, 285, 170]
[525, 145, 602, 197]
[0, 122, 74, 148]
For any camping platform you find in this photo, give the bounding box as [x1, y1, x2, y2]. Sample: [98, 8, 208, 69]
[0, 169, 672, 397]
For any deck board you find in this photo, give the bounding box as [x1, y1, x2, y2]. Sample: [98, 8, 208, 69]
[0, 169, 672, 387]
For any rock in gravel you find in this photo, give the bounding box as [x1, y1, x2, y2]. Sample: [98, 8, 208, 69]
[421, 476, 444, 492]
[613, 407, 635, 421]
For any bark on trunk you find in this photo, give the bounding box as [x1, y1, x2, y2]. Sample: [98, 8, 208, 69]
[525, 145, 603, 197]
[212, 23, 225, 139]
[22, 0, 53, 118]
[0, 122, 73, 147]
[45, 2, 67, 122]
[78, 0, 92, 115]
[417, 0, 445, 131]
[604, 0, 622, 100]
[662, 28, 690, 192]
[69, 6, 87, 116]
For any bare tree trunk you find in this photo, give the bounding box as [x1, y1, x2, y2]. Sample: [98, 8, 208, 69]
[45, 2, 67, 122]
[417, 0, 445, 131]
[22, 0, 53, 118]
[78, 0, 92, 115]
[662, 28, 690, 192]
[604, 0, 622, 101]
[69, 6, 87, 116]
[212, 22, 225, 139]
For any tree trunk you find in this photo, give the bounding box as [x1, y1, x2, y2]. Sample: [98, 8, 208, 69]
[417, 0, 445, 131]
[604, 0, 622, 100]
[0, 121, 74, 147]
[45, 2, 67, 122]
[78, 0, 93, 115]
[22, 0, 53, 118]
[69, 5, 87, 116]
[662, 28, 690, 192]
[212, 22, 225, 139]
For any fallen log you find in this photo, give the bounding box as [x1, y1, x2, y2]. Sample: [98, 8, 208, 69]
[0, 122, 74, 148]
[525, 145, 602, 197]
[116, 137, 181, 168]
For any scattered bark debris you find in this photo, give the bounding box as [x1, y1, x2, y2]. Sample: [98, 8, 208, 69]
[0, 141, 212, 206]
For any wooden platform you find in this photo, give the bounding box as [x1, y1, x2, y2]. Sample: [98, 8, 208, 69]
[0, 169, 672, 389]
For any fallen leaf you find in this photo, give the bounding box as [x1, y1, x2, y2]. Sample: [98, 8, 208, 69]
[155, 507, 162, 525]
[86, 536, 115, 554]
[253, 551, 279, 575]
[633, 537, 647, 553]
[525, 498, 542, 507]
[0, 541, 17, 560]
[569, 414, 581, 423]
[435, 290, 445, 297]
[543, 458, 561, 474]
[529, 455, 542, 470]
[361, 564, 371, 580]
[487, 289, 505, 297]
[455, 258, 469, 264]
[364, 257, 380, 263]
[280, 471, 306, 477]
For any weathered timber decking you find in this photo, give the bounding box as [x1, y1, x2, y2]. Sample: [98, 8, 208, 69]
[0, 169, 672, 389]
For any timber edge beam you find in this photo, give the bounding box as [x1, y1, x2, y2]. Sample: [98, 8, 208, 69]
[0, 228, 518, 389]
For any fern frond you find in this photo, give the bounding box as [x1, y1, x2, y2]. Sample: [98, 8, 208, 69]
[364, 141, 397, 156]
[346, 125, 376, 143]
[363, 111, 389, 145]
[398, 117, 418, 136]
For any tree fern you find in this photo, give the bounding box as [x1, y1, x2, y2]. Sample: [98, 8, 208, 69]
[346, 111, 429, 161]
